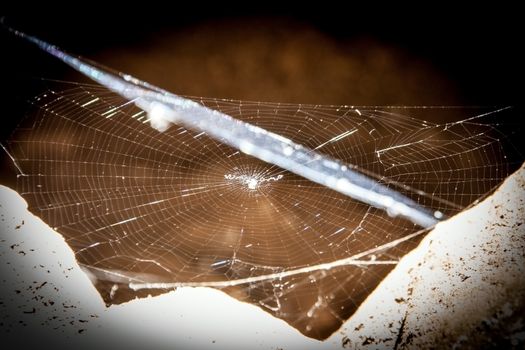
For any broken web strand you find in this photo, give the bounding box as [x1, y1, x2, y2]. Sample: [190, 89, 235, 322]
[7, 25, 441, 228]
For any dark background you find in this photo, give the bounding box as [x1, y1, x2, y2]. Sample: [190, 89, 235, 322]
[1, 7, 523, 122]
[0, 6, 523, 180]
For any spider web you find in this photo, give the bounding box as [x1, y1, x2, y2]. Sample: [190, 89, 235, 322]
[4, 80, 522, 339]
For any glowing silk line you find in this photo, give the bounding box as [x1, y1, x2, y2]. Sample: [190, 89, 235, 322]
[7, 26, 442, 228]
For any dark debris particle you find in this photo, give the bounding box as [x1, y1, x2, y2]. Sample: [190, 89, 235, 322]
[15, 220, 24, 229]
[78, 329, 85, 334]
[18, 251, 26, 256]
[459, 273, 471, 282]
[341, 335, 351, 348]
[354, 323, 364, 331]
[36, 281, 47, 290]
[395, 297, 406, 303]
[405, 332, 415, 344]
[23, 308, 36, 314]
[362, 337, 375, 345]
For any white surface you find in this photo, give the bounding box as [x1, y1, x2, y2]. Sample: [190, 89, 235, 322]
[1, 163, 524, 349]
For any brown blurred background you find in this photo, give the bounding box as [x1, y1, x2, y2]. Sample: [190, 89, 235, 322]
[93, 18, 456, 105]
